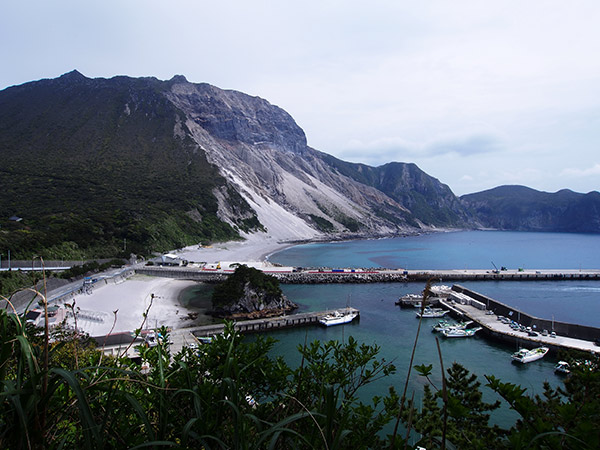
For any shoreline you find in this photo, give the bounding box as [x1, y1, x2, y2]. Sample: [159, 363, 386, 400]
[53, 229, 465, 337]
[54, 234, 302, 337]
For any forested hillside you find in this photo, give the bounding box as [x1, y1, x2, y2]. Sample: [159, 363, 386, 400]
[0, 71, 258, 259]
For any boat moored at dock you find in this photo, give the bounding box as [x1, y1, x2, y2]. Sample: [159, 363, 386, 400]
[319, 309, 359, 327]
[511, 347, 549, 363]
[432, 320, 473, 333]
[441, 326, 482, 338]
[554, 361, 570, 374]
[416, 307, 449, 318]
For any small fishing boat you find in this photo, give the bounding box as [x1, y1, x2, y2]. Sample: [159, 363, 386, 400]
[432, 320, 473, 333]
[416, 307, 449, 318]
[432, 320, 452, 332]
[554, 361, 570, 374]
[319, 309, 359, 326]
[144, 331, 158, 347]
[511, 347, 549, 364]
[395, 293, 423, 307]
[441, 327, 482, 338]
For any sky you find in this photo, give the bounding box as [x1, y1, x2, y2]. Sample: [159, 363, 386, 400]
[1, 1, 599, 196]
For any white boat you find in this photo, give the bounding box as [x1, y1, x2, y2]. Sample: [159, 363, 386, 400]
[432, 320, 452, 332]
[441, 327, 482, 338]
[416, 307, 449, 318]
[432, 320, 473, 333]
[144, 331, 158, 347]
[319, 309, 358, 326]
[511, 347, 549, 363]
[554, 361, 570, 374]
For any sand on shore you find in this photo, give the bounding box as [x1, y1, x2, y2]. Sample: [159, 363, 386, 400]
[63, 275, 199, 337]
[61, 234, 297, 337]
[175, 233, 299, 264]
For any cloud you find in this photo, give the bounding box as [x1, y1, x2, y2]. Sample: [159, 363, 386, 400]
[338, 133, 504, 166]
[425, 134, 504, 157]
[560, 164, 600, 178]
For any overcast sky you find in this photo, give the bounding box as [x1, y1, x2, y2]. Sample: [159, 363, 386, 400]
[2, 1, 599, 195]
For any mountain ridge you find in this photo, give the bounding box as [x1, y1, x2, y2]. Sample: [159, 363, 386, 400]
[460, 185, 600, 233]
[1, 71, 598, 259]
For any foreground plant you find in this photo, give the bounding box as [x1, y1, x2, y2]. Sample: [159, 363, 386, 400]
[1, 280, 598, 449]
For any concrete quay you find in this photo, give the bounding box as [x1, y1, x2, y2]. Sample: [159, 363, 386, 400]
[440, 286, 600, 354]
[137, 266, 600, 283]
[405, 268, 600, 282]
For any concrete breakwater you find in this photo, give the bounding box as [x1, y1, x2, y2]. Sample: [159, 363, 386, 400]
[275, 272, 408, 283]
[443, 285, 600, 353]
[137, 267, 228, 282]
[136, 266, 600, 283]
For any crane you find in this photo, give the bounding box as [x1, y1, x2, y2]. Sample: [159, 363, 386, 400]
[491, 261, 500, 274]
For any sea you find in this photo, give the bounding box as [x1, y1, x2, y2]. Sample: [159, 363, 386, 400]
[183, 230, 600, 428]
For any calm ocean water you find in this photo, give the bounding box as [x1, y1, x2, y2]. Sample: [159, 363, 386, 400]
[185, 231, 600, 428]
[270, 230, 600, 270]
[265, 231, 600, 427]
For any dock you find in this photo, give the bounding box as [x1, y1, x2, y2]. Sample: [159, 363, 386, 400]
[440, 286, 600, 354]
[166, 307, 360, 352]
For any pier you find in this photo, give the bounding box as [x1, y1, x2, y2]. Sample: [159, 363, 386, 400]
[179, 307, 360, 340]
[440, 285, 600, 354]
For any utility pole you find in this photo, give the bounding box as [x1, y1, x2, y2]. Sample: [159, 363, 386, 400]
[8, 250, 10, 270]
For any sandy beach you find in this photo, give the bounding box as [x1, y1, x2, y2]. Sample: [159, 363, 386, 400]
[174, 233, 299, 264]
[63, 276, 199, 336]
[61, 234, 298, 337]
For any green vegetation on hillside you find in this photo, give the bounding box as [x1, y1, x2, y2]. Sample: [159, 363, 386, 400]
[0, 270, 41, 298]
[0, 73, 261, 259]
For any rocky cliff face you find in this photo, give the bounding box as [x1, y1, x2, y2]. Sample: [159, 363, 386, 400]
[164, 76, 472, 239]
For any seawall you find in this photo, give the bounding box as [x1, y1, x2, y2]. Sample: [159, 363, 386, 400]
[136, 266, 600, 283]
[446, 285, 600, 353]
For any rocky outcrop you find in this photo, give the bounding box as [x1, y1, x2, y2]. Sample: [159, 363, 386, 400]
[210, 265, 297, 319]
[211, 282, 298, 319]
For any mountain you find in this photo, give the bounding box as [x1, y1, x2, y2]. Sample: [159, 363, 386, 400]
[460, 186, 600, 233]
[2, 72, 597, 260]
[0, 71, 472, 259]
[0, 71, 256, 258]
[163, 78, 472, 235]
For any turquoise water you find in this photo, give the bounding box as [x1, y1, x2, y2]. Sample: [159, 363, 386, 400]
[262, 231, 600, 427]
[271, 230, 600, 270]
